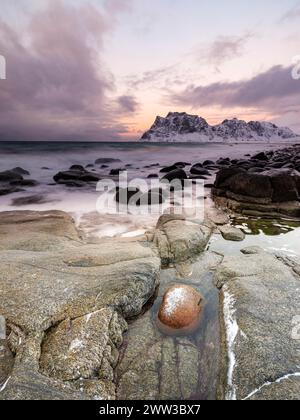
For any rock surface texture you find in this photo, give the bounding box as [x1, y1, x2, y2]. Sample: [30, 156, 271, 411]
[213, 146, 300, 219]
[0, 211, 160, 400]
[215, 248, 300, 400]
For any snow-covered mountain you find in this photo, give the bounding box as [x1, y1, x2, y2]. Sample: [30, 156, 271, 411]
[141, 112, 299, 143]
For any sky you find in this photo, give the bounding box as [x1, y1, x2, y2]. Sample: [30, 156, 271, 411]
[0, 0, 300, 141]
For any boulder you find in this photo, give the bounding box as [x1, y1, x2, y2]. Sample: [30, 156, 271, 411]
[95, 158, 121, 165]
[219, 226, 245, 242]
[158, 285, 203, 332]
[11, 167, 30, 176]
[153, 215, 213, 267]
[161, 169, 187, 183]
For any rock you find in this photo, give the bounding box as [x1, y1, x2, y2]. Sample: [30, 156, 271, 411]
[203, 160, 215, 166]
[116, 261, 221, 400]
[69, 165, 86, 172]
[137, 191, 165, 206]
[251, 152, 269, 161]
[40, 308, 127, 382]
[160, 165, 179, 173]
[153, 216, 213, 267]
[11, 167, 30, 176]
[11, 195, 52, 206]
[213, 164, 300, 218]
[161, 169, 187, 183]
[158, 285, 203, 332]
[53, 169, 101, 185]
[110, 168, 126, 176]
[115, 187, 142, 205]
[147, 174, 158, 179]
[219, 226, 245, 242]
[0, 171, 23, 183]
[0, 210, 81, 252]
[240, 246, 265, 255]
[190, 165, 210, 176]
[215, 251, 300, 400]
[95, 158, 121, 165]
[0, 211, 160, 400]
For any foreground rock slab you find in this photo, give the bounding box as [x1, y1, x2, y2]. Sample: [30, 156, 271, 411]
[215, 249, 300, 400]
[0, 211, 160, 400]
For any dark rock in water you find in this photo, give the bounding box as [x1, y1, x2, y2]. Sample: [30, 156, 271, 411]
[101, 165, 109, 169]
[190, 165, 210, 176]
[203, 160, 215, 166]
[115, 187, 142, 205]
[217, 159, 231, 166]
[11, 167, 30, 176]
[54, 170, 101, 185]
[110, 168, 126, 176]
[137, 191, 165, 206]
[69, 165, 86, 172]
[41, 167, 51, 170]
[251, 152, 269, 161]
[217, 171, 273, 199]
[263, 169, 300, 202]
[0, 171, 23, 182]
[11, 195, 51, 206]
[161, 169, 187, 183]
[13, 179, 39, 187]
[0, 183, 23, 196]
[95, 158, 121, 165]
[173, 162, 191, 168]
[85, 164, 94, 169]
[147, 174, 159, 179]
[160, 165, 179, 173]
[213, 159, 300, 218]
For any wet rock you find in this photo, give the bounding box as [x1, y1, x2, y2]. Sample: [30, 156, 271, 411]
[215, 251, 300, 400]
[11, 167, 30, 176]
[251, 152, 269, 161]
[115, 187, 142, 205]
[0, 171, 23, 183]
[190, 165, 211, 176]
[53, 169, 101, 185]
[160, 165, 179, 173]
[161, 169, 187, 183]
[0, 210, 81, 252]
[158, 285, 203, 332]
[219, 226, 245, 242]
[147, 174, 158, 179]
[153, 215, 213, 267]
[69, 165, 86, 172]
[0, 211, 160, 400]
[110, 168, 126, 176]
[11, 195, 52, 206]
[95, 158, 121, 165]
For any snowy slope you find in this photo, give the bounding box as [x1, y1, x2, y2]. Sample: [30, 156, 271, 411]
[141, 112, 299, 143]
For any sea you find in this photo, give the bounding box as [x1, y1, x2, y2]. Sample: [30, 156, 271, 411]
[1, 140, 299, 253]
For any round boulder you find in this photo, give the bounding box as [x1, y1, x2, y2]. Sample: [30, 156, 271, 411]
[158, 284, 203, 334]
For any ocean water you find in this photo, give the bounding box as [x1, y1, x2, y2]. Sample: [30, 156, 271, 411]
[0, 141, 296, 240]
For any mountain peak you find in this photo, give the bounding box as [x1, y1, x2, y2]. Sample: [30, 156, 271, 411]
[141, 112, 298, 143]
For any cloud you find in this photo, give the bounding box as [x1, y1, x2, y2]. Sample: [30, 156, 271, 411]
[0, 0, 132, 141]
[117, 95, 140, 114]
[280, 3, 300, 22]
[198, 33, 253, 68]
[169, 65, 300, 111]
